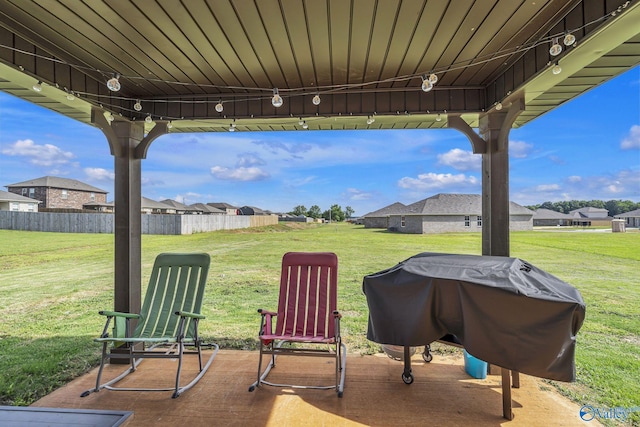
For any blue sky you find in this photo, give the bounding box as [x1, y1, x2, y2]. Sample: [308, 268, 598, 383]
[1, 66, 639, 217]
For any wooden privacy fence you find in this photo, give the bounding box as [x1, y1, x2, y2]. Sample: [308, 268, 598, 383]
[0, 212, 278, 235]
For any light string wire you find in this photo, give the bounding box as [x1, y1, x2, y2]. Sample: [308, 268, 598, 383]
[0, 0, 632, 125]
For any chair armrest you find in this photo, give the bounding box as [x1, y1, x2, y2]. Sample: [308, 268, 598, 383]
[98, 310, 141, 319]
[175, 310, 205, 319]
[257, 309, 277, 336]
[258, 308, 277, 316]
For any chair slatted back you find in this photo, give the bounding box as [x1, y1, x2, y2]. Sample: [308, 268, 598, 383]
[135, 253, 210, 339]
[275, 252, 338, 339]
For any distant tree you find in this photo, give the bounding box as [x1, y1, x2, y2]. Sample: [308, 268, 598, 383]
[322, 204, 345, 222]
[307, 205, 322, 219]
[291, 205, 307, 216]
[345, 206, 355, 218]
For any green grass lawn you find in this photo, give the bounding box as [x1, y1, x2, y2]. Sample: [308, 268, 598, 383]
[0, 224, 638, 424]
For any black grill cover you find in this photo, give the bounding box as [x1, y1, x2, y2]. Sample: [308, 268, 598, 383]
[363, 252, 585, 382]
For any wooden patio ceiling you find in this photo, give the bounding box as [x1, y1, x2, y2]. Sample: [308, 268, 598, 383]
[1, 0, 639, 134]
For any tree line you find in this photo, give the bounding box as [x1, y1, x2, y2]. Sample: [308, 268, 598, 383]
[289, 204, 355, 222]
[525, 199, 640, 216]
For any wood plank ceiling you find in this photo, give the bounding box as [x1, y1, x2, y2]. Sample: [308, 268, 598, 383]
[0, 0, 639, 133]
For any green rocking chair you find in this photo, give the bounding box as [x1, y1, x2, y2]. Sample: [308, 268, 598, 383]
[81, 252, 218, 398]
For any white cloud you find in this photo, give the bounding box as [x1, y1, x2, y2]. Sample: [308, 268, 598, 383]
[84, 167, 114, 181]
[535, 184, 560, 191]
[343, 188, 373, 201]
[568, 175, 582, 183]
[621, 125, 640, 150]
[1, 139, 74, 166]
[509, 140, 533, 159]
[437, 148, 480, 171]
[210, 166, 269, 181]
[397, 172, 479, 191]
[237, 152, 266, 167]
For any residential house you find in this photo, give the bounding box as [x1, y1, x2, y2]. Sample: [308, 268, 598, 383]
[615, 209, 640, 228]
[160, 199, 200, 214]
[533, 208, 573, 226]
[207, 202, 238, 215]
[238, 206, 266, 215]
[387, 193, 533, 234]
[189, 203, 225, 215]
[142, 197, 175, 214]
[568, 207, 611, 227]
[6, 176, 107, 210]
[0, 189, 40, 212]
[362, 202, 407, 228]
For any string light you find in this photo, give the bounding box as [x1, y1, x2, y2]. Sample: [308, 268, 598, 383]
[133, 99, 142, 111]
[215, 101, 224, 113]
[4, 4, 626, 121]
[106, 73, 121, 92]
[271, 88, 283, 107]
[228, 122, 236, 132]
[366, 116, 375, 125]
[302, 121, 308, 129]
[65, 89, 74, 100]
[563, 32, 576, 46]
[421, 74, 433, 92]
[549, 38, 562, 56]
[167, 121, 173, 129]
[436, 114, 442, 122]
[552, 62, 562, 75]
[144, 114, 153, 124]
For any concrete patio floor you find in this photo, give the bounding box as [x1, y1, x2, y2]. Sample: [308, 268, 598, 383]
[31, 350, 593, 426]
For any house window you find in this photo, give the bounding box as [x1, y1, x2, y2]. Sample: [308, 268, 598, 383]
[29, 188, 35, 198]
[90, 192, 95, 201]
[477, 216, 482, 226]
[464, 215, 470, 227]
[28, 204, 35, 212]
[10, 202, 19, 211]
[401, 216, 406, 227]
[62, 189, 68, 199]
[22, 188, 27, 196]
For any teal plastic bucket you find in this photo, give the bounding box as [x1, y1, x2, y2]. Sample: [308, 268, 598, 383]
[463, 349, 487, 379]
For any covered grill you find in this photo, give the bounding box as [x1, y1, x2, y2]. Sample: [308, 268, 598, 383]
[363, 252, 585, 382]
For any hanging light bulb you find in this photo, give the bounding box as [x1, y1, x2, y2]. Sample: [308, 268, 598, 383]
[229, 123, 236, 132]
[215, 101, 224, 113]
[167, 121, 173, 129]
[421, 74, 433, 92]
[106, 73, 121, 92]
[366, 116, 375, 125]
[563, 32, 576, 46]
[552, 62, 562, 75]
[133, 100, 142, 111]
[298, 118, 304, 126]
[271, 88, 283, 108]
[145, 115, 153, 124]
[495, 102, 503, 110]
[436, 114, 442, 122]
[65, 90, 75, 101]
[302, 121, 309, 129]
[549, 38, 562, 56]
[311, 94, 321, 106]
[32, 81, 43, 92]
[428, 73, 438, 84]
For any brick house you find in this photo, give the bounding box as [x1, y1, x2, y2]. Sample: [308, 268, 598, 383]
[6, 176, 108, 210]
[386, 193, 533, 234]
